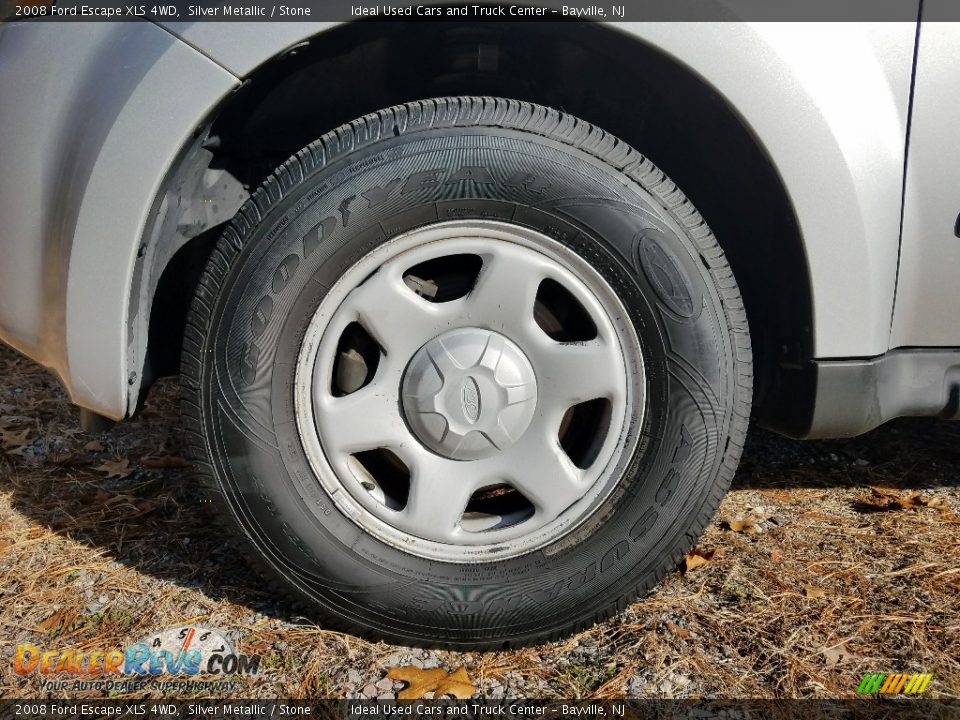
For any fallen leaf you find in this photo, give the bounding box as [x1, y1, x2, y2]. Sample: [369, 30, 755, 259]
[683, 547, 720, 572]
[93, 489, 110, 504]
[83, 440, 105, 452]
[386, 666, 475, 700]
[864, 487, 947, 512]
[140, 454, 190, 469]
[760, 489, 794, 503]
[803, 584, 826, 599]
[37, 608, 73, 635]
[821, 642, 854, 667]
[1, 415, 32, 428]
[1, 427, 32, 449]
[724, 518, 758, 534]
[870, 486, 900, 499]
[95, 458, 132, 479]
[903, 494, 947, 511]
[0, 542, 11, 554]
[243, 640, 272, 656]
[51, 451, 92, 467]
[665, 621, 690, 638]
[769, 549, 784, 563]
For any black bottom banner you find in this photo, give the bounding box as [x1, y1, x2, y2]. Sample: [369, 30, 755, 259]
[1, 700, 957, 720]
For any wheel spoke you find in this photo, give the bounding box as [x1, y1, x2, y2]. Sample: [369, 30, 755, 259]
[465, 246, 551, 336]
[341, 266, 452, 363]
[504, 433, 586, 522]
[533, 338, 623, 410]
[316, 381, 407, 454]
[400, 450, 476, 539]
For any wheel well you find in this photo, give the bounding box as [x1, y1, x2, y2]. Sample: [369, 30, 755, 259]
[148, 21, 813, 432]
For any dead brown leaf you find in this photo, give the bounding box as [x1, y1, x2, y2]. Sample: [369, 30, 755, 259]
[50, 451, 92, 467]
[724, 518, 758, 534]
[386, 666, 475, 700]
[37, 608, 74, 635]
[665, 621, 690, 638]
[865, 487, 948, 512]
[803, 584, 826, 599]
[140, 454, 190, 469]
[1, 415, 31, 429]
[95, 458, 132, 479]
[769, 549, 784, 563]
[871, 486, 900, 499]
[683, 546, 720, 572]
[904, 494, 946, 510]
[821, 642, 855, 667]
[83, 440, 105, 452]
[1, 427, 32, 449]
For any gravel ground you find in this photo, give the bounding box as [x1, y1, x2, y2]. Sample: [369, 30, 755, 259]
[0, 343, 958, 700]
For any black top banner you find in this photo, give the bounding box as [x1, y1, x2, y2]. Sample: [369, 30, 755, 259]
[4, 0, 959, 23]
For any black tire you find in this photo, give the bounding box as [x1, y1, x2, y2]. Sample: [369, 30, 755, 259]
[181, 97, 752, 648]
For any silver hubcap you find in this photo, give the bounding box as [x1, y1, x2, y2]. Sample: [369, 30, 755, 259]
[294, 220, 645, 563]
[401, 329, 537, 461]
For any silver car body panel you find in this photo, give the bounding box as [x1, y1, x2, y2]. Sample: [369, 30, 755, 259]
[0, 18, 953, 424]
[890, 14, 960, 346]
[0, 22, 237, 418]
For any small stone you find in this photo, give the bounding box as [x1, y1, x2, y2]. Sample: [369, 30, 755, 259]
[362, 683, 378, 697]
[376, 678, 393, 691]
[347, 670, 363, 685]
[377, 692, 396, 700]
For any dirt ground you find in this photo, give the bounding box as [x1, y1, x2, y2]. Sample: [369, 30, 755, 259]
[1, 343, 958, 700]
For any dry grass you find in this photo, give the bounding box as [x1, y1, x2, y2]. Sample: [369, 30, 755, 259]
[1, 343, 958, 699]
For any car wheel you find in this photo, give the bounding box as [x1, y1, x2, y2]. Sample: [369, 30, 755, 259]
[181, 97, 752, 647]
